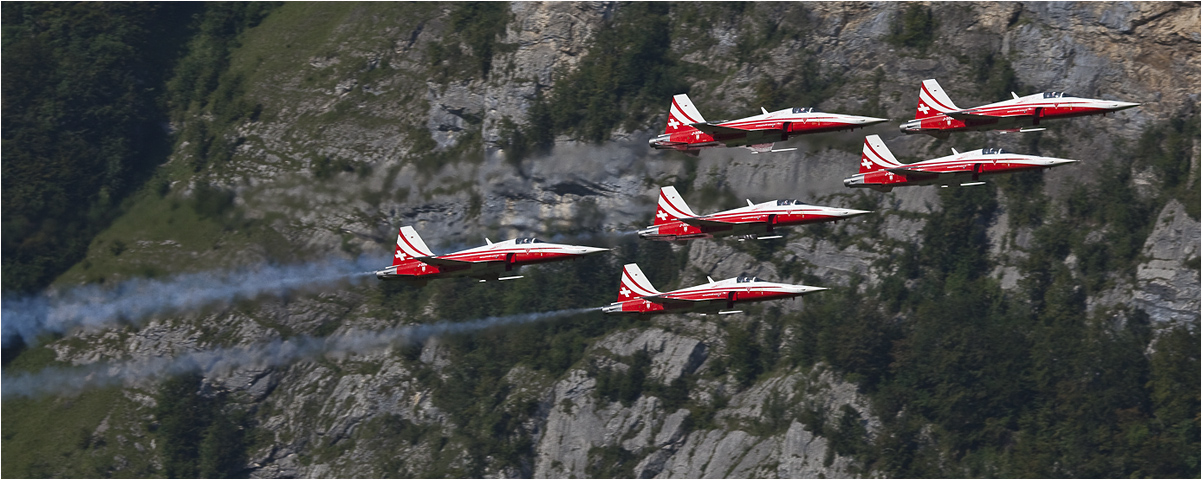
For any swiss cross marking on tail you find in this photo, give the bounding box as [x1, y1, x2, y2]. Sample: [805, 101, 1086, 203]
[657, 210, 668, 221]
[668, 118, 680, 129]
[918, 103, 930, 115]
[395, 251, 405, 260]
[861, 157, 872, 169]
[620, 287, 631, 298]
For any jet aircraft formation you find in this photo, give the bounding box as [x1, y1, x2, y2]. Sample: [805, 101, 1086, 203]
[376, 77, 1138, 317]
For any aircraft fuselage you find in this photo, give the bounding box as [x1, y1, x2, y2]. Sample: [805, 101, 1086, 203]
[376, 239, 606, 283]
[651, 109, 886, 154]
[901, 94, 1139, 136]
[603, 280, 822, 315]
[639, 202, 869, 242]
[844, 151, 1078, 192]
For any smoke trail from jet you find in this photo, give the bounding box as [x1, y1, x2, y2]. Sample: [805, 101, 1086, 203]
[1, 256, 384, 348]
[1, 307, 598, 398]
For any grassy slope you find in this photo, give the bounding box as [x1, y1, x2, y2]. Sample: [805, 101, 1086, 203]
[2, 343, 158, 478]
[1, 4, 454, 477]
[56, 2, 444, 286]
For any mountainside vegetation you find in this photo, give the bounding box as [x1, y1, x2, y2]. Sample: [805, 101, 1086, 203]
[2, 3, 194, 293]
[2, 2, 1198, 478]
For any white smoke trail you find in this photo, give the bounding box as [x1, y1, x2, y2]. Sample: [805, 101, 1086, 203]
[1, 307, 598, 398]
[1, 256, 383, 348]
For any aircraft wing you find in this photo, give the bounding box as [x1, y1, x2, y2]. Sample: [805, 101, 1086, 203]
[690, 123, 747, 135]
[944, 110, 1030, 121]
[678, 216, 760, 228]
[640, 294, 726, 310]
[887, 163, 975, 175]
[415, 256, 478, 267]
[690, 122, 781, 136]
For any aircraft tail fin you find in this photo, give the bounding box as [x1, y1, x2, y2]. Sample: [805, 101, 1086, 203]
[395, 226, 436, 266]
[618, 263, 661, 301]
[665, 93, 706, 134]
[860, 135, 902, 174]
[655, 186, 700, 225]
[917, 79, 961, 119]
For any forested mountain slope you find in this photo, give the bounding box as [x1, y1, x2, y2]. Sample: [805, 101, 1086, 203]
[2, 2, 1198, 478]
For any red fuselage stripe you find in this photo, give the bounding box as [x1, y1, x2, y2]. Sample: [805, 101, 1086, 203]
[672, 98, 699, 124]
[864, 142, 895, 167]
[398, 233, 432, 257]
[658, 191, 693, 219]
[921, 84, 956, 112]
[622, 270, 658, 296]
[718, 115, 840, 128]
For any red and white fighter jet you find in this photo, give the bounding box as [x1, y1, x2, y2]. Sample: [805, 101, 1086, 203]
[649, 93, 887, 155]
[900, 79, 1140, 137]
[639, 186, 871, 242]
[375, 226, 608, 285]
[843, 135, 1079, 192]
[601, 263, 826, 315]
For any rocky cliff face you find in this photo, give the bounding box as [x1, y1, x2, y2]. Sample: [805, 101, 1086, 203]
[11, 2, 1199, 478]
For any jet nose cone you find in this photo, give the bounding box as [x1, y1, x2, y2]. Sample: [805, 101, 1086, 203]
[1109, 101, 1140, 111]
[1038, 157, 1079, 167]
[786, 285, 828, 295]
[839, 208, 872, 218]
[858, 116, 889, 125]
[577, 246, 610, 255]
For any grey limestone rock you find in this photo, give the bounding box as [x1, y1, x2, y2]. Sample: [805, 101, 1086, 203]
[1133, 200, 1201, 325]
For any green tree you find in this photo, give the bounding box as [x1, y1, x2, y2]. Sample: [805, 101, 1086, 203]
[886, 3, 939, 52]
[2, 3, 199, 293]
[154, 374, 214, 478]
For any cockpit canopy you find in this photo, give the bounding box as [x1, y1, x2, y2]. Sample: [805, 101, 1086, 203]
[791, 107, 818, 114]
[514, 237, 543, 244]
[776, 199, 804, 206]
[981, 148, 1011, 155]
[1042, 92, 1074, 99]
[735, 275, 761, 283]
